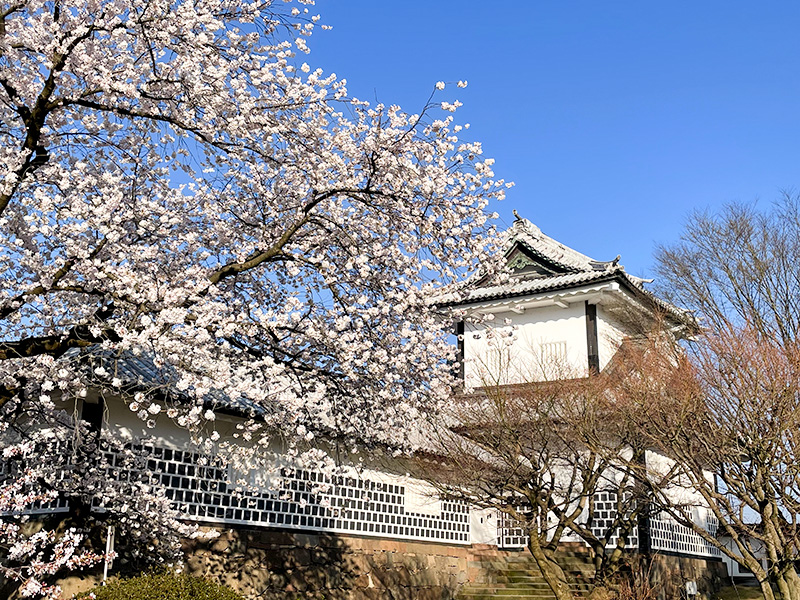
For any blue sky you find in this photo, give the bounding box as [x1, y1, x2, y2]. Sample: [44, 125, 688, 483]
[306, 1, 800, 278]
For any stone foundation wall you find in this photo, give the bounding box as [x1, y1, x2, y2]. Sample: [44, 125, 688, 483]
[648, 554, 729, 600]
[183, 527, 504, 600]
[47, 526, 730, 599]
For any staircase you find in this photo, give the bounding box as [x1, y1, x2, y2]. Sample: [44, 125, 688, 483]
[457, 551, 595, 600]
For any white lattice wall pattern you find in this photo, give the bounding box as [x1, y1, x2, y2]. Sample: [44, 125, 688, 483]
[497, 509, 528, 549]
[649, 511, 720, 557]
[590, 490, 638, 550]
[4, 439, 724, 559]
[102, 444, 470, 544]
[497, 491, 641, 551]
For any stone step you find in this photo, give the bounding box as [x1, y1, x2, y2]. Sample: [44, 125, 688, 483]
[490, 577, 587, 589]
[497, 553, 590, 564]
[493, 568, 592, 578]
[459, 550, 596, 600]
[459, 583, 590, 594]
[507, 563, 583, 572]
[458, 591, 561, 600]
[492, 578, 552, 586]
[461, 589, 560, 594]
[484, 576, 589, 584]
[458, 590, 587, 600]
[456, 592, 556, 600]
[462, 585, 588, 592]
[465, 581, 561, 588]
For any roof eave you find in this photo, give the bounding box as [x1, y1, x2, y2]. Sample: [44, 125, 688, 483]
[442, 274, 621, 313]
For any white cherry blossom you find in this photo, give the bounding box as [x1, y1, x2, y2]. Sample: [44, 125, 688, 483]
[0, 0, 505, 595]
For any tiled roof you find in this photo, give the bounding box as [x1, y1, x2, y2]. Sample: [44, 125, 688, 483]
[509, 219, 599, 272]
[70, 347, 265, 416]
[438, 218, 694, 327]
[444, 270, 618, 304]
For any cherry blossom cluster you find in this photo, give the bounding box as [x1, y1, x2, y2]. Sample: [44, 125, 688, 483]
[0, 0, 505, 594]
[2, 527, 107, 599]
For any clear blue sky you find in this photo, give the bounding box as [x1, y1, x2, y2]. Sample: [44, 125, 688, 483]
[305, 1, 800, 278]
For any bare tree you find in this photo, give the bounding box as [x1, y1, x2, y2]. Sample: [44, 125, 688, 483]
[423, 365, 648, 600]
[639, 196, 800, 600]
[656, 196, 800, 345]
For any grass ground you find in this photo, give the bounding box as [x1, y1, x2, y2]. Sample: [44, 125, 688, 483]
[714, 584, 769, 600]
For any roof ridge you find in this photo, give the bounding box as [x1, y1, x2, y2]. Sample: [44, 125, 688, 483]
[438, 219, 696, 330]
[508, 219, 603, 272]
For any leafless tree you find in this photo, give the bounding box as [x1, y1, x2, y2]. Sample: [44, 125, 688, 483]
[421, 362, 650, 600]
[640, 196, 800, 600]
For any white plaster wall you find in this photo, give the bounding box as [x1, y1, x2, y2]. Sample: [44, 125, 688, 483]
[463, 303, 588, 387]
[100, 394, 317, 467]
[101, 394, 229, 450]
[101, 394, 426, 481]
[646, 449, 715, 526]
[470, 508, 498, 544]
[596, 305, 628, 371]
[720, 536, 765, 578]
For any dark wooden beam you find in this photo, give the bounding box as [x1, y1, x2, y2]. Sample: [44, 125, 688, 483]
[455, 320, 465, 382]
[585, 301, 600, 374]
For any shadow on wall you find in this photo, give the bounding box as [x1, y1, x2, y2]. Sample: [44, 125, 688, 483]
[6, 522, 467, 599]
[184, 527, 466, 600]
[647, 554, 728, 600]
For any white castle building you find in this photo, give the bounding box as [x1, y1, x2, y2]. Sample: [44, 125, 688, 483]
[9, 218, 728, 597]
[438, 218, 720, 556]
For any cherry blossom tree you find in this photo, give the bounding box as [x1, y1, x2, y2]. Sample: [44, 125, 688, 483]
[0, 0, 506, 595]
